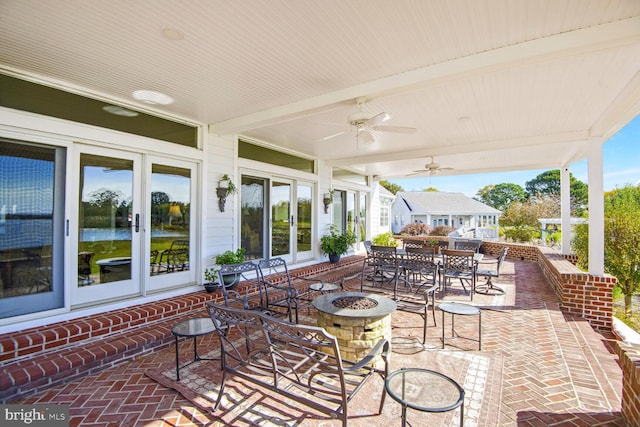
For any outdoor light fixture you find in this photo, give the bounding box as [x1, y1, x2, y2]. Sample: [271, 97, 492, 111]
[217, 187, 229, 212]
[216, 176, 234, 212]
[323, 192, 332, 214]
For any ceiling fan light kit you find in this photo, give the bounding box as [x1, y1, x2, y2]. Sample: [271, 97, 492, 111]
[320, 97, 416, 145]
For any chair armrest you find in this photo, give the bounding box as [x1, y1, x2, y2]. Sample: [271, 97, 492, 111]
[422, 282, 439, 297]
[344, 338, 390, 372]
[262, 279, 298, 298]
[339, 271, 363, 286]
[223, 289, 251, 310]
[290, 275, 325, 284]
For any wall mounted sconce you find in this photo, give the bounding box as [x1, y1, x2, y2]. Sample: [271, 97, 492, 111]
[323, 192, 332, 214]
[217, 174, 237, 213]
[217, 187, 229, 212]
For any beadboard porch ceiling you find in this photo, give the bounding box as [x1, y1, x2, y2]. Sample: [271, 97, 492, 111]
[1, 0, 640, 178]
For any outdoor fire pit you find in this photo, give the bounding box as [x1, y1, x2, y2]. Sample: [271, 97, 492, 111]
[312, 292, 396, 368]
[332, 295, 379, 310]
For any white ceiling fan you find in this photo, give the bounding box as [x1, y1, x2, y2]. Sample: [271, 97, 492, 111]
[412, 156, 455, 176]
[319, 97, 416, 145]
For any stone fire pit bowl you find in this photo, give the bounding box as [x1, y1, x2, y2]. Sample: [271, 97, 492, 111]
[312, 291, 397, 318]
[312, 292, 396, 368]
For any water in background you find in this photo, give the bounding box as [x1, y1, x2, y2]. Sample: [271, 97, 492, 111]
[1, 219, 186, 251]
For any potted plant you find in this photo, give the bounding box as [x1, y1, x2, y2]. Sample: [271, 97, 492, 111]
[212, 247, 246, 288]
[320, 225, 356, 263]
[218, 174, 237, 194]
[426, 238, 440, 254]
[203, 267, 219, 293]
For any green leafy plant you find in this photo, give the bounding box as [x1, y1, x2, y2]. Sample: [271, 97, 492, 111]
[214, 247, 246, 265]
[219, 174, 237, 195]
[320, 225, 356, 256]
[204, 267, 218, 284]
[372, 232, 397, 247]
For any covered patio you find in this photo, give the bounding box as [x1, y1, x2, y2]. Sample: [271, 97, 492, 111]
[12, 255, 627, 426]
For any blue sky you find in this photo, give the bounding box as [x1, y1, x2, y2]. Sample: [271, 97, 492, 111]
[389, 114, 640, 198]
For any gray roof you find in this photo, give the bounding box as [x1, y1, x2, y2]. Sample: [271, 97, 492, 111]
[378, 186, 395, 198]
[397, 192, 501, 215]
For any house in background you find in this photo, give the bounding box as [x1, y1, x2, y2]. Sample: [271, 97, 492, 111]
[391, 191, 501, 238]
[376, 185, 396, 236]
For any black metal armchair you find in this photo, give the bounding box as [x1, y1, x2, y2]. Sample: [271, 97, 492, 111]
[217, 261, 267, 311]
[257, 257, 326, 323]
[476, 246, 509, 295]
[441, 249, 477, 301]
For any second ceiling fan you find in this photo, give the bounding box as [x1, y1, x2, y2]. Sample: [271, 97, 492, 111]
[412, 156, 454, 175]
[320, 97, 416, 144]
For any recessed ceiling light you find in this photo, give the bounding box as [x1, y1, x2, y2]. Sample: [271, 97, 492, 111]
[132, 90, 174, 105]
[102, 105, 139, 117]
[161, 27, 184, 41]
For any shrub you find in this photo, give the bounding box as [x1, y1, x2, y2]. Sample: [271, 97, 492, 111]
[430, 225, 455, 236]
[503, 227, 534, 242]
[400, 223, 432, 236]
[372, 232, 398, 247]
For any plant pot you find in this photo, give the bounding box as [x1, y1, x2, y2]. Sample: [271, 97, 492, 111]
[203, 282, 219, 293]
[222, 274, 239, 289]
[328, 254, 341, 264]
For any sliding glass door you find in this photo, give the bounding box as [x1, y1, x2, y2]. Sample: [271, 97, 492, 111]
[0, 139, 65, 318]
[241, 174, 314, 263]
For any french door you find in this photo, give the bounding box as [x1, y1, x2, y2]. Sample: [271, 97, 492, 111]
[73, 147, 199, 305]
[72, 147, 142, 305]
[148, 157, 196, 291]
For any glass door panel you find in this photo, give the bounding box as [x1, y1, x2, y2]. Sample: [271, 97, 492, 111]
[296, 183, 313, 260]
[271, 181, 291, 259]
[240, 176, 266, 261]
[73, 148, 141, 305]
[148, 160, 195, 290]
[0, 140, 65, 318]
[346, 191, 356, 234]
[359, 193, 367, 242]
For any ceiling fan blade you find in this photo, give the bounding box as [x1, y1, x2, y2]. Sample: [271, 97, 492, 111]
[365, 112, 390, 127]
[318, 130, 348, 141]
[373, 125, 417, 134]
[359, 130, 375, 144]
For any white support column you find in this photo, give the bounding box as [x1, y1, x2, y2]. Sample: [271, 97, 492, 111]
[587, 137, 605, 276]
[560, 166, 571, 254]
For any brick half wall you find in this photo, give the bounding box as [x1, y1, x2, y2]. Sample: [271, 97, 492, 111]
[616, 342, 640, 426]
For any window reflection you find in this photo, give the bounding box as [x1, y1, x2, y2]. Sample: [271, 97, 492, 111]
[150, 165, 191, 275]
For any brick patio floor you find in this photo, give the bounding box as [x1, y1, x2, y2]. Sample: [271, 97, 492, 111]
[14, 259, 625, 426]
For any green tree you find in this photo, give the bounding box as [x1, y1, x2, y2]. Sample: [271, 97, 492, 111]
[423, 187, 438, 192]
[573, 185, 640, 314]
[525, 170, 588, 215]
[500, 196, 560, 242]
[380, 180, 403, 195]
[475, 183, 526, 211]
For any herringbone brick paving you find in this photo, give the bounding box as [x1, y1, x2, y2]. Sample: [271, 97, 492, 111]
[15, 259, 626, 426]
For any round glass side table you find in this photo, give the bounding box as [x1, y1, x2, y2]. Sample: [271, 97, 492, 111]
[171, 317, 217, 381]
[385, 367, 465, 426]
